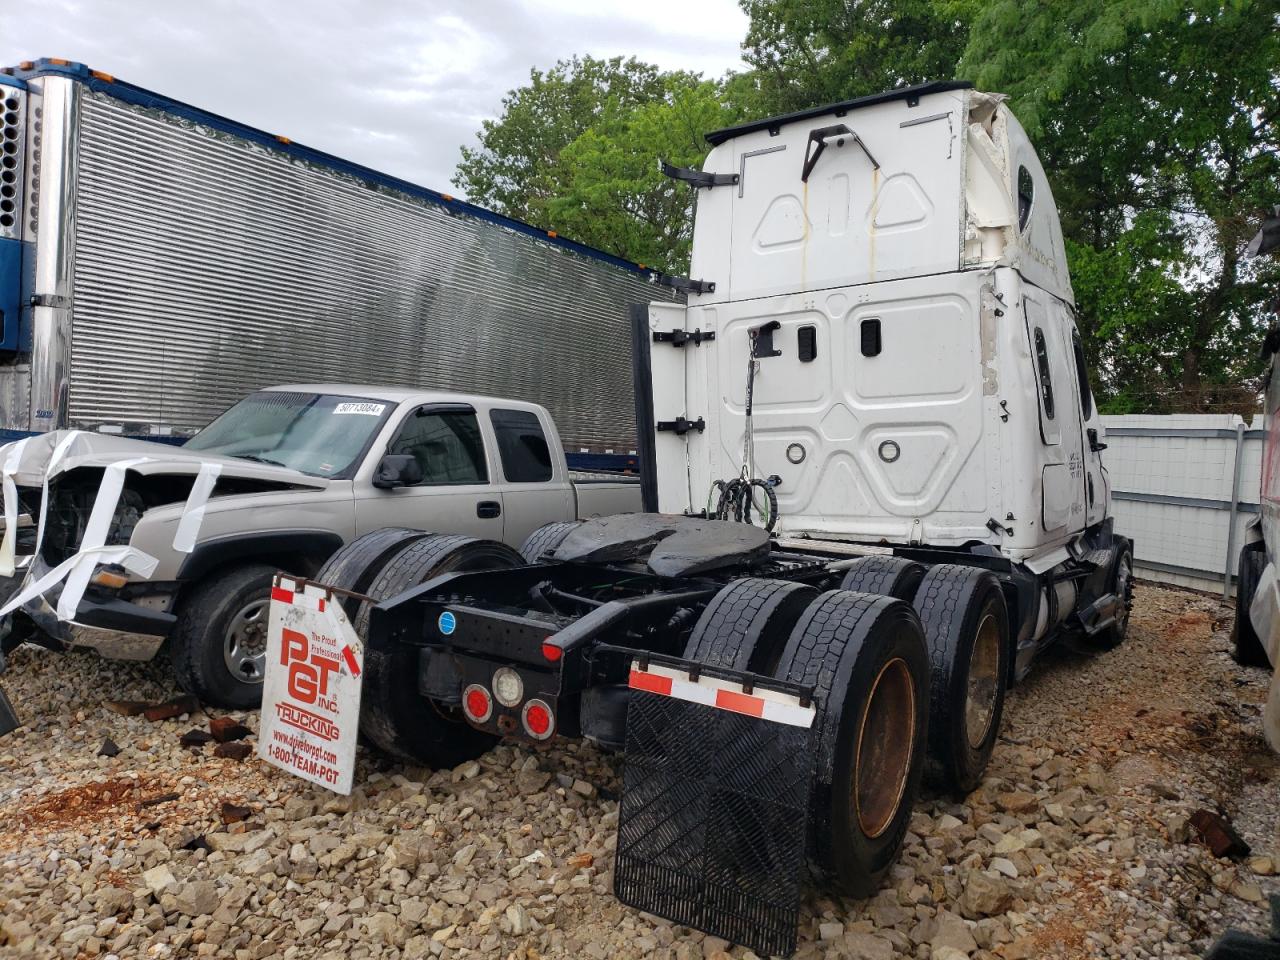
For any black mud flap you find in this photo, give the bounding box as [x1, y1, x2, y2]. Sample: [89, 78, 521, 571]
[612, 652, 816, 958]
[0, 682, 19, 738]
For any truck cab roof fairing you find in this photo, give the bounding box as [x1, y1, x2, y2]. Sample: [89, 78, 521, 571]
[704, 81, 975, 147]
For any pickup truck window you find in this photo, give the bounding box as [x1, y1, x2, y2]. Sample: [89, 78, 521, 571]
[491, 409, 553, 482]
[388, 408, 488, 485]
[186, 391, 392, 478]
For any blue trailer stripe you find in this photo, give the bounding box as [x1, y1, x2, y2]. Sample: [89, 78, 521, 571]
[5, 59, 660, 279]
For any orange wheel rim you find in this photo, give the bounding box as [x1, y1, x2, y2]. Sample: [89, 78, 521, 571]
[852, 656, 915, 839]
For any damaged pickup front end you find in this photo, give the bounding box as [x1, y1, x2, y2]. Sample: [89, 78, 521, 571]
[1, 433, 197, 659]
[0, 430, 326, 732]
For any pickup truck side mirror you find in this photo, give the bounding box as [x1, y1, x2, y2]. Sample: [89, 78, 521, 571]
[372, 454, 423, 489]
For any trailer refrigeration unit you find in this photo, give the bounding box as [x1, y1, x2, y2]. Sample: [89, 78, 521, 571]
[297, 82, 1134, 956]
[0, 58, 675, 464]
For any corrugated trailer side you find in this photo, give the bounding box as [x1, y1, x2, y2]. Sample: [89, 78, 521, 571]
[0, 59, 676, 458]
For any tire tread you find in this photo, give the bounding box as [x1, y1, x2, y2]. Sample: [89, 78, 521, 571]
[171, 563, 277, 708]
[518, 521, 580, 564]
[1234, 542, 1270, 667]
[912, 564, 1008, 794]
[685, 577, 817, 671]
[774, 589, 928, 897]
[839, 556, 926, 601]
[355, 535, 522, 764]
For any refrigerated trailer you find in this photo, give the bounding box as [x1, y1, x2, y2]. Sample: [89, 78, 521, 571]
[0, 58, 675, 462]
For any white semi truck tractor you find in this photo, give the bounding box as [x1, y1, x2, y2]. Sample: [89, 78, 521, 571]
[303, 82, 1131, 956]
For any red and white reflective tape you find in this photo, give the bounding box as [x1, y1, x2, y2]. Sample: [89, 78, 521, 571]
[340, 644, 361, 678]
[627, 660, 815, 729]
[270, 584, 326, 613]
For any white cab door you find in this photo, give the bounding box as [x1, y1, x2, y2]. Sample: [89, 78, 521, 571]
[1024, 292, 1087, 536]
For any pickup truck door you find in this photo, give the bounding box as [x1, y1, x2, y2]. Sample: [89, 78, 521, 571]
[486, 406, 575, 546]
[354, 403, 504, 540]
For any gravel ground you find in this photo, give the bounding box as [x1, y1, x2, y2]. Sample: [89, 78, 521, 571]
[0, 582, 1275, 960]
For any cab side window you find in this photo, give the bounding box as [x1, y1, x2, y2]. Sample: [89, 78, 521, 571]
[490, 409, 553, 482]
[387, 408, 487, 485]
[1033, 327, 1056, 421]
[1071, 330, 1094, 420]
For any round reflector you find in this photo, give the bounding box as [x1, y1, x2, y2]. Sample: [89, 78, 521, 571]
[462, 684, 493, 723]
[522, 699, 554, 740]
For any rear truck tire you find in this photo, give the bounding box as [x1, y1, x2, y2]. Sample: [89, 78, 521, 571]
[315, 527, 432, 618]
[913, 565, 1010, 796]
[171, 563, 277, 709]
[518, 521, 580, 564]
[683, 578, 818, 674]
[839, 555, 927, 602]
[354, 535, 524, 766]
[774, 590, 929, 899]
[1233, 541, 1270, 667]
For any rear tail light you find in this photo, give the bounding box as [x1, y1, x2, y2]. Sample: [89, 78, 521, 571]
[521, 699, 555, 741]
[462, 684, 493, 724]
[541, 639, 562, 662]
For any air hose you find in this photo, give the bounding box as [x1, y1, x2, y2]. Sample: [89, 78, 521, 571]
[706, 326, 781, 532]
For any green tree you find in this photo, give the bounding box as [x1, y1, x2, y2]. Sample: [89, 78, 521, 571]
[543, 77, 742, 271]
[738, 0, 980, 114]
[453, 56, 667, 224]
[961, 0, 1280, 412]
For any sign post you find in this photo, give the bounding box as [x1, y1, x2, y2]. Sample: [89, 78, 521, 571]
[258, 575, 364, 794]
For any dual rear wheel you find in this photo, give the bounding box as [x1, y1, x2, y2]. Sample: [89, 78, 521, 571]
[684, 578, 931, 897]
[317, 528, 524, 767]
[839, 556, 1013, 795]
[681, 561, 1012, 896]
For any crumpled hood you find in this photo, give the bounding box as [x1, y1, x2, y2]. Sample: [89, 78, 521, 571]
[0, 430, 328, 490]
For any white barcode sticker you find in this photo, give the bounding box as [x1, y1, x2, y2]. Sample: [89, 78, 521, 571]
[333, 402, 386, 416]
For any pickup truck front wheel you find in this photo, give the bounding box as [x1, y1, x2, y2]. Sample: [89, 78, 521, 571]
[171, 563, 277, 709]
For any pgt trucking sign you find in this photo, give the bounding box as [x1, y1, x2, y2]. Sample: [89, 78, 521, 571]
[258, 576, 363, 794]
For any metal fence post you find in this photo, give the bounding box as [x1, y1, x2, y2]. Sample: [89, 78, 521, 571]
[1223, 421, 1247, 600]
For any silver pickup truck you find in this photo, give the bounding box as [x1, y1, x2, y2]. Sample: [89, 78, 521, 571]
[0, 385, 639, 708]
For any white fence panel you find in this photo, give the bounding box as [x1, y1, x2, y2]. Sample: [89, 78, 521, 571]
[1101, 414, 1263, 594]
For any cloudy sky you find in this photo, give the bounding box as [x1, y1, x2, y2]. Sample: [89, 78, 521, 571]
[1, 0, 750, 197]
